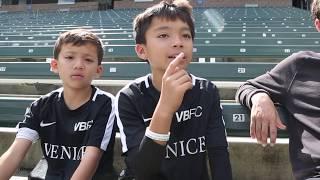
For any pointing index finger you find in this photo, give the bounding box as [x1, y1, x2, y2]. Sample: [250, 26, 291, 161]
[166, 52, 185, 75]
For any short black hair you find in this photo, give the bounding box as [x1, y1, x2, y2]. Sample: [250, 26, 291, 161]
[133, 0, 195, 44]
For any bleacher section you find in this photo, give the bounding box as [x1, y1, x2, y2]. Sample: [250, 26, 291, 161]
[0, 7, 318, 61]
[113, 0, 292, 9]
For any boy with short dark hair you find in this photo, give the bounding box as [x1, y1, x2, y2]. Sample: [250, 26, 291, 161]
[0, 29, 115, 180]
[116, 0, 232, 179]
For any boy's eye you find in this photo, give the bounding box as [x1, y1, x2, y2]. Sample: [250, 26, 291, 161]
[183, 34, 192, 39]
[65, 56, 73, 60]
[85, 58, 94, 62]
[158, 34, 169, 38]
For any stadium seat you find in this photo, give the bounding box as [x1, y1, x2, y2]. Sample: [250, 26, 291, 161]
[0, 96, 35, 127]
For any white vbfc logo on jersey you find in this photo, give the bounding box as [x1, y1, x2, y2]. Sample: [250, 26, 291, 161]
[74, 120, 93, 132]
[175, 106, 203, 123]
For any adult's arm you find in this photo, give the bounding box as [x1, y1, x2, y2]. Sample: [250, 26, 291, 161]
[235, 53, 301, 145]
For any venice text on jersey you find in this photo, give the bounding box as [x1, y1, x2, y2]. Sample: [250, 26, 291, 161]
[175, 106, 203, 123]
[44, 143, 86, 160]
[165, 136, 206, 158]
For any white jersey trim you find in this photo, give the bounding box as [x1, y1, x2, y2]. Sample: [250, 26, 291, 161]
[94, 87, 116, 150]
[115, 92, 128, 153]
[190, 74, 206, 86]
[115, 75, 149, 153]
[16, 127, 39, 142]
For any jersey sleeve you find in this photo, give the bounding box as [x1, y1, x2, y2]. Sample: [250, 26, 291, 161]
[16, 99, 41, 142]
[134, 136, 166, 180]
[116, 90, 146, 154]
[236, 52, 300, 108]
[208, 146, 232, 180]
[206, 84, 229, 148]
[86, 94, 115, 151]
[205, 84, 232, 179]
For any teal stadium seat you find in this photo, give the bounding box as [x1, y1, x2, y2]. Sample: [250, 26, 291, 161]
[0, 96, 35, 127]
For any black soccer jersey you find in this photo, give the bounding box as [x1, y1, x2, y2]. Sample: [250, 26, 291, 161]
[17, 86, 115, 180]
[116, 74, 229, 180]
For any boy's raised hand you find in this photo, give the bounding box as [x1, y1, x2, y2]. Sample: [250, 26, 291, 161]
[159, 52, 193, 115]
[148, 52, 193, 140]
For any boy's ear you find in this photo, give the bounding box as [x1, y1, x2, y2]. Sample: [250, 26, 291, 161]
[135, 44, 148, 61]
[315, 19, 320, 32]
[50, 59, 59, 74]
[95, 65, 103, 79]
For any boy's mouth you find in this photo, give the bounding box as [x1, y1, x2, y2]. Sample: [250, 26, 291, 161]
[168, 54, 186, 59]
[71, 74, 84, 79]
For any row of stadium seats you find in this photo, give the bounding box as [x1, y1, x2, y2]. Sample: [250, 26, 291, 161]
[2, 31, 319, 40]
[0, 26, 317, 35]
[0, 61, 288, 138]
[0, 43, 317, 58]
[0, 23, 315, 35]
[0, 61, 276, 81]
[1, 36, 320, 45]
[0, 96, 289, 138]
[0, 61, 275, 99]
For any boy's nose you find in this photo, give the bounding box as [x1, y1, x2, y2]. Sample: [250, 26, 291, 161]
[74, 59, 84, 69]
[173, 36, 183, 48]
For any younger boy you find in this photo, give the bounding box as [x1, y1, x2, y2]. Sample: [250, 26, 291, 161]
[0, 29, 115, 180]
[116, 0, 232, 179]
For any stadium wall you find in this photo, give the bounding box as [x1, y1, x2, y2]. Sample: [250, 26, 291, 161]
[0, 1, 99, 12]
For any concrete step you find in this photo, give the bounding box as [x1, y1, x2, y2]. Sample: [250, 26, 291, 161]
[10, 169, 29, 180]
[10, 176, 27, 180]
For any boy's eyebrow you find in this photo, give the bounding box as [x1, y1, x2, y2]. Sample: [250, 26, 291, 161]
[154, 26, 170, 31]
[62, 50, 97, 58]
[154, 26, 191, 32]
